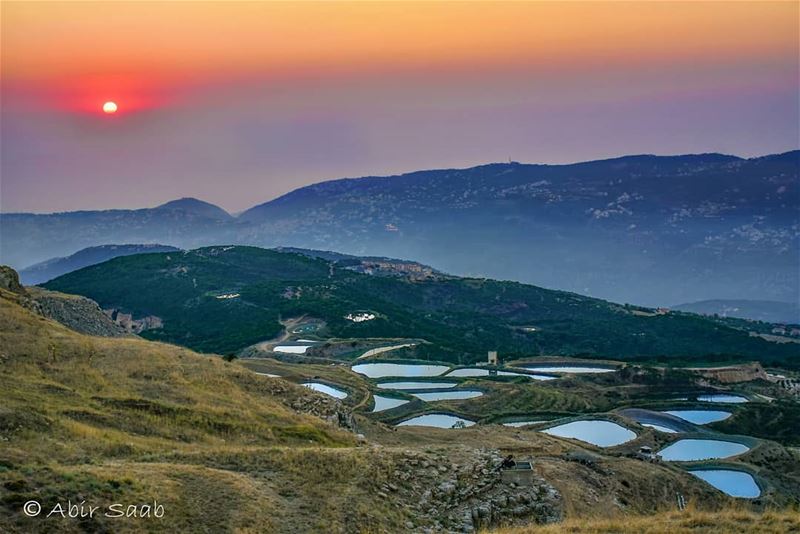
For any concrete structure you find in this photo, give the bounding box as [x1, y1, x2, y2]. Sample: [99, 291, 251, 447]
[488, 351, 498, 365]
[635, 446, 662, 463]
[500, 460, 535, 486]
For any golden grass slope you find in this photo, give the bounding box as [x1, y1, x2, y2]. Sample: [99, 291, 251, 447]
[0, 287, 367, 532]
[491, 507, 800, 534]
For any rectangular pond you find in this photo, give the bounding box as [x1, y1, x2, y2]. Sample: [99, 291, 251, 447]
[445, 368, 556, 380]
[411, 390, 483, 401]
[377, 381, 458, 390]
[522, 365, 615, 374]
[352, 363, 449, 378]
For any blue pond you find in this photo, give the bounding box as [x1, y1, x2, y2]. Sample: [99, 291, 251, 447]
[523, 365, 615, 374]
[689, 469, 761, 498]
[377, 381, 457, 390]
[445, 368, 555, 380]
[541, 420, 636, 447]
[371, 395, 410, 412]
[659, 439, 750, 461]
[411, 390, 483, 401]
[352, 363, 449, 378]
[302, 382, 348, 399]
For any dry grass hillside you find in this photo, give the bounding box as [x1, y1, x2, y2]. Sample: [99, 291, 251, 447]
[491, 507, 800, 533]
[0, 287, 402, 532]
[1, 280, 798, 533]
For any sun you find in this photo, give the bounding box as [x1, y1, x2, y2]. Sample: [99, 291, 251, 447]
[102, 101, 118, 114]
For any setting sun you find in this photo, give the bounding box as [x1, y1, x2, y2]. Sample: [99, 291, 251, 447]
[102, 101, 117, 114]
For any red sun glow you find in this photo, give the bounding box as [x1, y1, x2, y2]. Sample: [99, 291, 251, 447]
[102, 101, 118, 114]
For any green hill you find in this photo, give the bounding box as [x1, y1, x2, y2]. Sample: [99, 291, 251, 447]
[42, 246, 800, 367]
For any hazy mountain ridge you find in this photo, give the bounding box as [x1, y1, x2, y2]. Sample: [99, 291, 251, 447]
[19, 243, 181, 285]
[3, 151, 798, 306]
[0, 199, 246, 269]
[237, 151, 799, 306]
[673, 299, 800, 325]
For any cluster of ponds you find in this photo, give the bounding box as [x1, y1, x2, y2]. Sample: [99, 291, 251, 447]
[293, 359, 760, 499]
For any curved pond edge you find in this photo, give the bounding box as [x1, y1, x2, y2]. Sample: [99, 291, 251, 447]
[538, 416, 638, 448]
[686, 466, 762, 498]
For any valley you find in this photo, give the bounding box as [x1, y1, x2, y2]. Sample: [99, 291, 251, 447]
[2, 258, 798, 532]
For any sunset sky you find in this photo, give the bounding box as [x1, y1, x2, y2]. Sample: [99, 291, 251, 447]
[2, 1, 798, 213]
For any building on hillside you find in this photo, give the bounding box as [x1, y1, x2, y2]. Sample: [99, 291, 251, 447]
[488, 351, 498, 365]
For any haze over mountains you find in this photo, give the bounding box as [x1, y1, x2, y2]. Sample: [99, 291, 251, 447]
[18, 244, 180, 285]
[2, 151, 798, 308]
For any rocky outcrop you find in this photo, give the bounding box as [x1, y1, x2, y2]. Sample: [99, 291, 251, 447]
[693, 363, 767, 383]
[384, 448, 562, 533]
[0, 267, 129, 337]
[0, 266, 26, 295]
[104, 309, 163, 334]
[244, 375, 356, 431]
[26, 287, 129, 337]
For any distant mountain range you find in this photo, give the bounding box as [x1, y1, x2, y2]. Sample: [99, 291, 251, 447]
[673, 299, 800, 325]
[3, 151, 798, 307]
[42, 245, 800, 366]
[18, 244, 180, 285]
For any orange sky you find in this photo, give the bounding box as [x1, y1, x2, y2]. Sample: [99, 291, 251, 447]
[1, 1, 798, 213]
[4, 1, 797, 82]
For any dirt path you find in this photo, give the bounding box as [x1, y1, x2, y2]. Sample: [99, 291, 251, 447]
[356, 343, 417, 360]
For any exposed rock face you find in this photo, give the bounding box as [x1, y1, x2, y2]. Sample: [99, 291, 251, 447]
[0, 266, 25, 295]
[694, 363, 768, 383]
[383, 448, 562, 533]
[0, 267, 129, 338]
[26, 287, 128, 337]
[289, 392, 355, 431]
[244, 375, 356, 432]
[104, 309, 163, 334]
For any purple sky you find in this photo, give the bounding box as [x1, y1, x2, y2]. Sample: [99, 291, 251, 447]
[2, 2, 798, 214]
